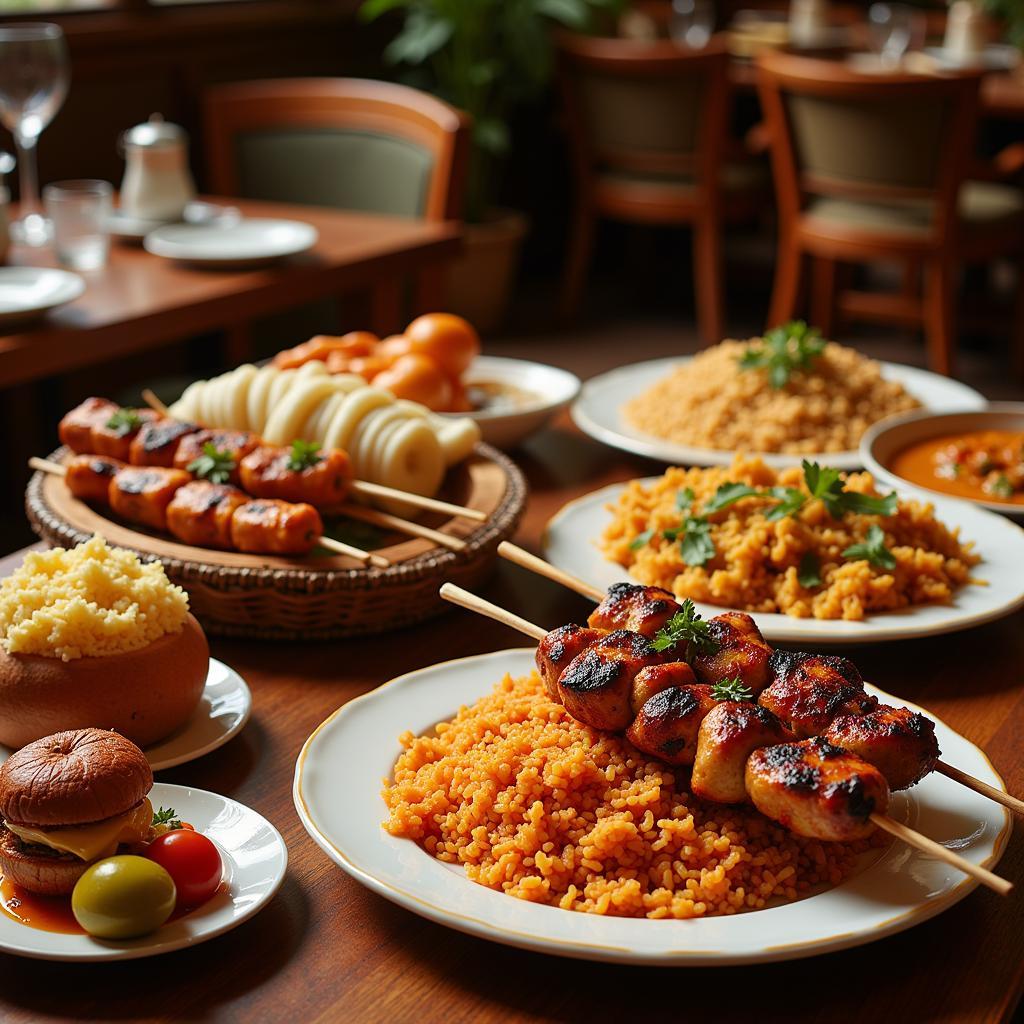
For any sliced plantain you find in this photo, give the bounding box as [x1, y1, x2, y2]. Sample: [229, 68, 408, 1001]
[224, 364, 258, 430]
[322, 386, 393, 457]
[264, 377, 340, 444]
[246, 366, 278, 433]
[429, 414, 481, 465]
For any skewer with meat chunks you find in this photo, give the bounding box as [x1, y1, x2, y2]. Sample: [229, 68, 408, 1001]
[438, 583, 1012, 895]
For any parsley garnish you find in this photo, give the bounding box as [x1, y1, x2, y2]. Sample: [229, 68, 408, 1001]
[676, 487, 696, 510]
[711, 677, 753, 702]
[664, 515, 715, 567]
[842, 524, 896, 570]
[803, 460, 897, 518]
[187, 442, 236, 484]
[738, 321, 826, 389]
[629, 529, 655, 551]
[988, 474, 1014, 500]
[764, 486, 806, 522]
[105, 408, 142, 437]
[797, 551, 822, 588]
[151, 806, 182, 830]
[652, 599, 720, 659]
[702, 482, 760, 515]
[287, 439, 323, 472]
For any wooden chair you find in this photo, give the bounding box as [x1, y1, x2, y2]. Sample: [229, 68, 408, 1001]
[557, 33, 767, 345]
[205, 78, 471, 343]
[756, 51, 1024, 376]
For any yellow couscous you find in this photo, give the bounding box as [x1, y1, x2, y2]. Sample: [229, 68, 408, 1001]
[600, 456, 979, 621]
[383, 672, 881, 918]
[0, 536, 189, 661]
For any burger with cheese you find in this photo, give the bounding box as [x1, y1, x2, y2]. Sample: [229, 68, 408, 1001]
[0, 729, 154, 895]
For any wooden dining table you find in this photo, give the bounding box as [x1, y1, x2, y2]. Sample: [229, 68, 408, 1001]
[0, 398, 1022, 1022]
[0, 197, 462, 390]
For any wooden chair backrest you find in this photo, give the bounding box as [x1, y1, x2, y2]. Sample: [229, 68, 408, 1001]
[755, 51, 982, 240]
[204, 77, 471, 221]
[556, 33, 731, 191]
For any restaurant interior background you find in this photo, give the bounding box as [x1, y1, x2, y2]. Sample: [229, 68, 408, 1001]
[0, 0, 1021, 551]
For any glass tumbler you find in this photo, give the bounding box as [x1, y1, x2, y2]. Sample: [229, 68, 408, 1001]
[44, 179, 112, 270]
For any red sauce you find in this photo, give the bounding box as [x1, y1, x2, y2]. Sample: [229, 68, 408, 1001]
[0, 874, 225, 935]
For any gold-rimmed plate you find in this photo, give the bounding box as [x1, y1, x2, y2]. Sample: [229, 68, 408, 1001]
[293, 649, 1010, 966]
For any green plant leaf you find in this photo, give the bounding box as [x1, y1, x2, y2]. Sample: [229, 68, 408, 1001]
[629, 529, 654, 551]
[535, 0, 591, 28]
[384, 12, 454, 65]
[797, 551, 822, 588]
[359, 0, 412, 21]
[475, 117, 510, 154]
[842, 524, 897, 570]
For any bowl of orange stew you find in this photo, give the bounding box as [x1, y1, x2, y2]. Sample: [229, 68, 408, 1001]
[861, 404, 1024, 517]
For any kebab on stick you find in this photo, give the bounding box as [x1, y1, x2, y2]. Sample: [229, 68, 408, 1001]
[29, 456, 389, 567]
[437, 582, 1012, 896]
[496, 541, 1024, 819]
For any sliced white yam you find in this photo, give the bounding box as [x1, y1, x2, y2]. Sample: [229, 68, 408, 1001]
[305, 391, 347, 444]
[170, 380, 204, 421]
[349, 405, 411, 483]
[322, 387, 393, 457]
[379, 418, 445, 504]
[328, 374, 368, 393]
[263, 377, 340, 444]
[266, 369, 296, 424]
[392, 399, 430, 420]
[200, 375, 225, 426]
[429, 415, 481, 466]
[224, 364, 258, 429]
[212, 374, 236, 429]
[294, 360, 328, 379]
[246, 366, 277, 434]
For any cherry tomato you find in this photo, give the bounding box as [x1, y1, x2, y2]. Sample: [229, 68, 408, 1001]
[405, 313, 480, 378]
[348, 355, 394, 381]
[372, 353, 452, 411]
[335, 331, 379, 358]
[375, 334, 412, 366]
[145, 830, 222, 909]
[325, 350, 354, 374]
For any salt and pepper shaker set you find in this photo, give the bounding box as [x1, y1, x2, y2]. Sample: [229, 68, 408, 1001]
[0, 112, 195, 262]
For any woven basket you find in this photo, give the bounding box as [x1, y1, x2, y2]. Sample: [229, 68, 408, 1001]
[26, 444, 527, 640]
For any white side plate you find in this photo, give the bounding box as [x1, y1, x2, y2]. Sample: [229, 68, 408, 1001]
[294, 649, 1010, 966]
[571, 357, 986, 469]
[144, 218, 318, 267]
[0, 267, 85, 326]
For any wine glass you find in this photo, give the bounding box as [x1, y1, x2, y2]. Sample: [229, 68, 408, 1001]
[868, 4, 925, 68]
[670, 0, 715, 49]
[0, 23, 69, 246]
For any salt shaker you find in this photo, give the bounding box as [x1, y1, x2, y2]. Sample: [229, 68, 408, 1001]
[119, 114, 196, 222]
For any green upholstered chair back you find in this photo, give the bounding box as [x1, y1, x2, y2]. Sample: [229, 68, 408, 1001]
[233, 128, 435, 218]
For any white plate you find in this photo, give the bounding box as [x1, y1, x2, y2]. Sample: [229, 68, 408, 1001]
[0, 782, 287, 961]
[543, 479, 1024, 644]
[438, 355, 581, 449]
[0, 657, 251, 772]
[861, 404, 1024, 520]
[571, 357, 986, 470]
[0, 267, 85, 327]
[143, 218, 318, 267]
[924, 44, 1021, 71]
[108, 209, 168, 241]
[294, 649, 1010, 966]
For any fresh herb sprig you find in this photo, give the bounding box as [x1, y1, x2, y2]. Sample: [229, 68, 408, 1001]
[151, 806, 183, 831]
[652, 599, 720, 659]
[803, 461, 897, 518]
[797, 551, 822, 588]
[842, 524, 896, 570]
[105, 408, 142, 437]
[187, 442, 236, 484]
[711, 677, 753, 702]
[738, 321, 826, 389]
[287, 439, 323, 472]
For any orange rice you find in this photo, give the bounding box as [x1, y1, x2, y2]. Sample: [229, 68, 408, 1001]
[383, 672, 881, 919]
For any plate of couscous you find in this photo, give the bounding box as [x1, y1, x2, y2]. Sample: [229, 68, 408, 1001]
[293, 649, 1010, 965]
[572, 333, 985, 470]
[541, 458, 1024, 644]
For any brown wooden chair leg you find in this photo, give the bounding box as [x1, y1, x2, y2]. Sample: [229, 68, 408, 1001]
[693, 215, 724, 345]
[923, 253, 956, 376]
[768, 233, 802, 329]
[560, 195, 596, 322]
[810, 257, 837, 336]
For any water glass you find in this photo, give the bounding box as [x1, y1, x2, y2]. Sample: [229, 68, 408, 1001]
[670, 0, 715, 49]
[44, 180, 112, 270]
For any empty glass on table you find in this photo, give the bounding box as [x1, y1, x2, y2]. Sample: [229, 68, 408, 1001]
[0, 23, 69, 246]
[44, 179, 112, 271]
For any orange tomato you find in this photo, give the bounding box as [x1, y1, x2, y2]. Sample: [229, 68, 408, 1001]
[446, 377, 474, 413]
[372, 354, 452, 411]
[273, 335, 347, 369]
[405, 313, 480, 378]
[335, 331, 379, 358]
[348, 355, 394, 380]
[376, 335, 412, 365]
[325, 350, 353, 374]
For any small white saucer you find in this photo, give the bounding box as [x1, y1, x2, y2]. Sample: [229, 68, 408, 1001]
[108, 209, 168, 241]
[143, 218, 318, 267]
[0, 782, 287, 961]
[0, 657, 251, 771]
[0, 267, 85, 327]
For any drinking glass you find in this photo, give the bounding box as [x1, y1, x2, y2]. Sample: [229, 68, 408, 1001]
[0, 23, 69, 246]
[670, 0, 715, 49]
[868, 3, 925, 67]
[44, 179, 112, 270]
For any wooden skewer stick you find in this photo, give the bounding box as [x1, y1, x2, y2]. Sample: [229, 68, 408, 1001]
[439, 583, 548, 642]
[340, 503, 466, 552]
[869, 813, 1012, 896]
[440, 582, 1013, 897]
[348, 481, 486, 523]
[498, 541, 604, 601]
[935, 760, 1024, 817]
[500, 548, 1024, 822]
[139, 389, 485, 523]
[28, 457, 389, 567]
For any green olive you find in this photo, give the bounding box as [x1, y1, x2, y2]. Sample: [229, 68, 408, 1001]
[72, 855, 176, 939]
